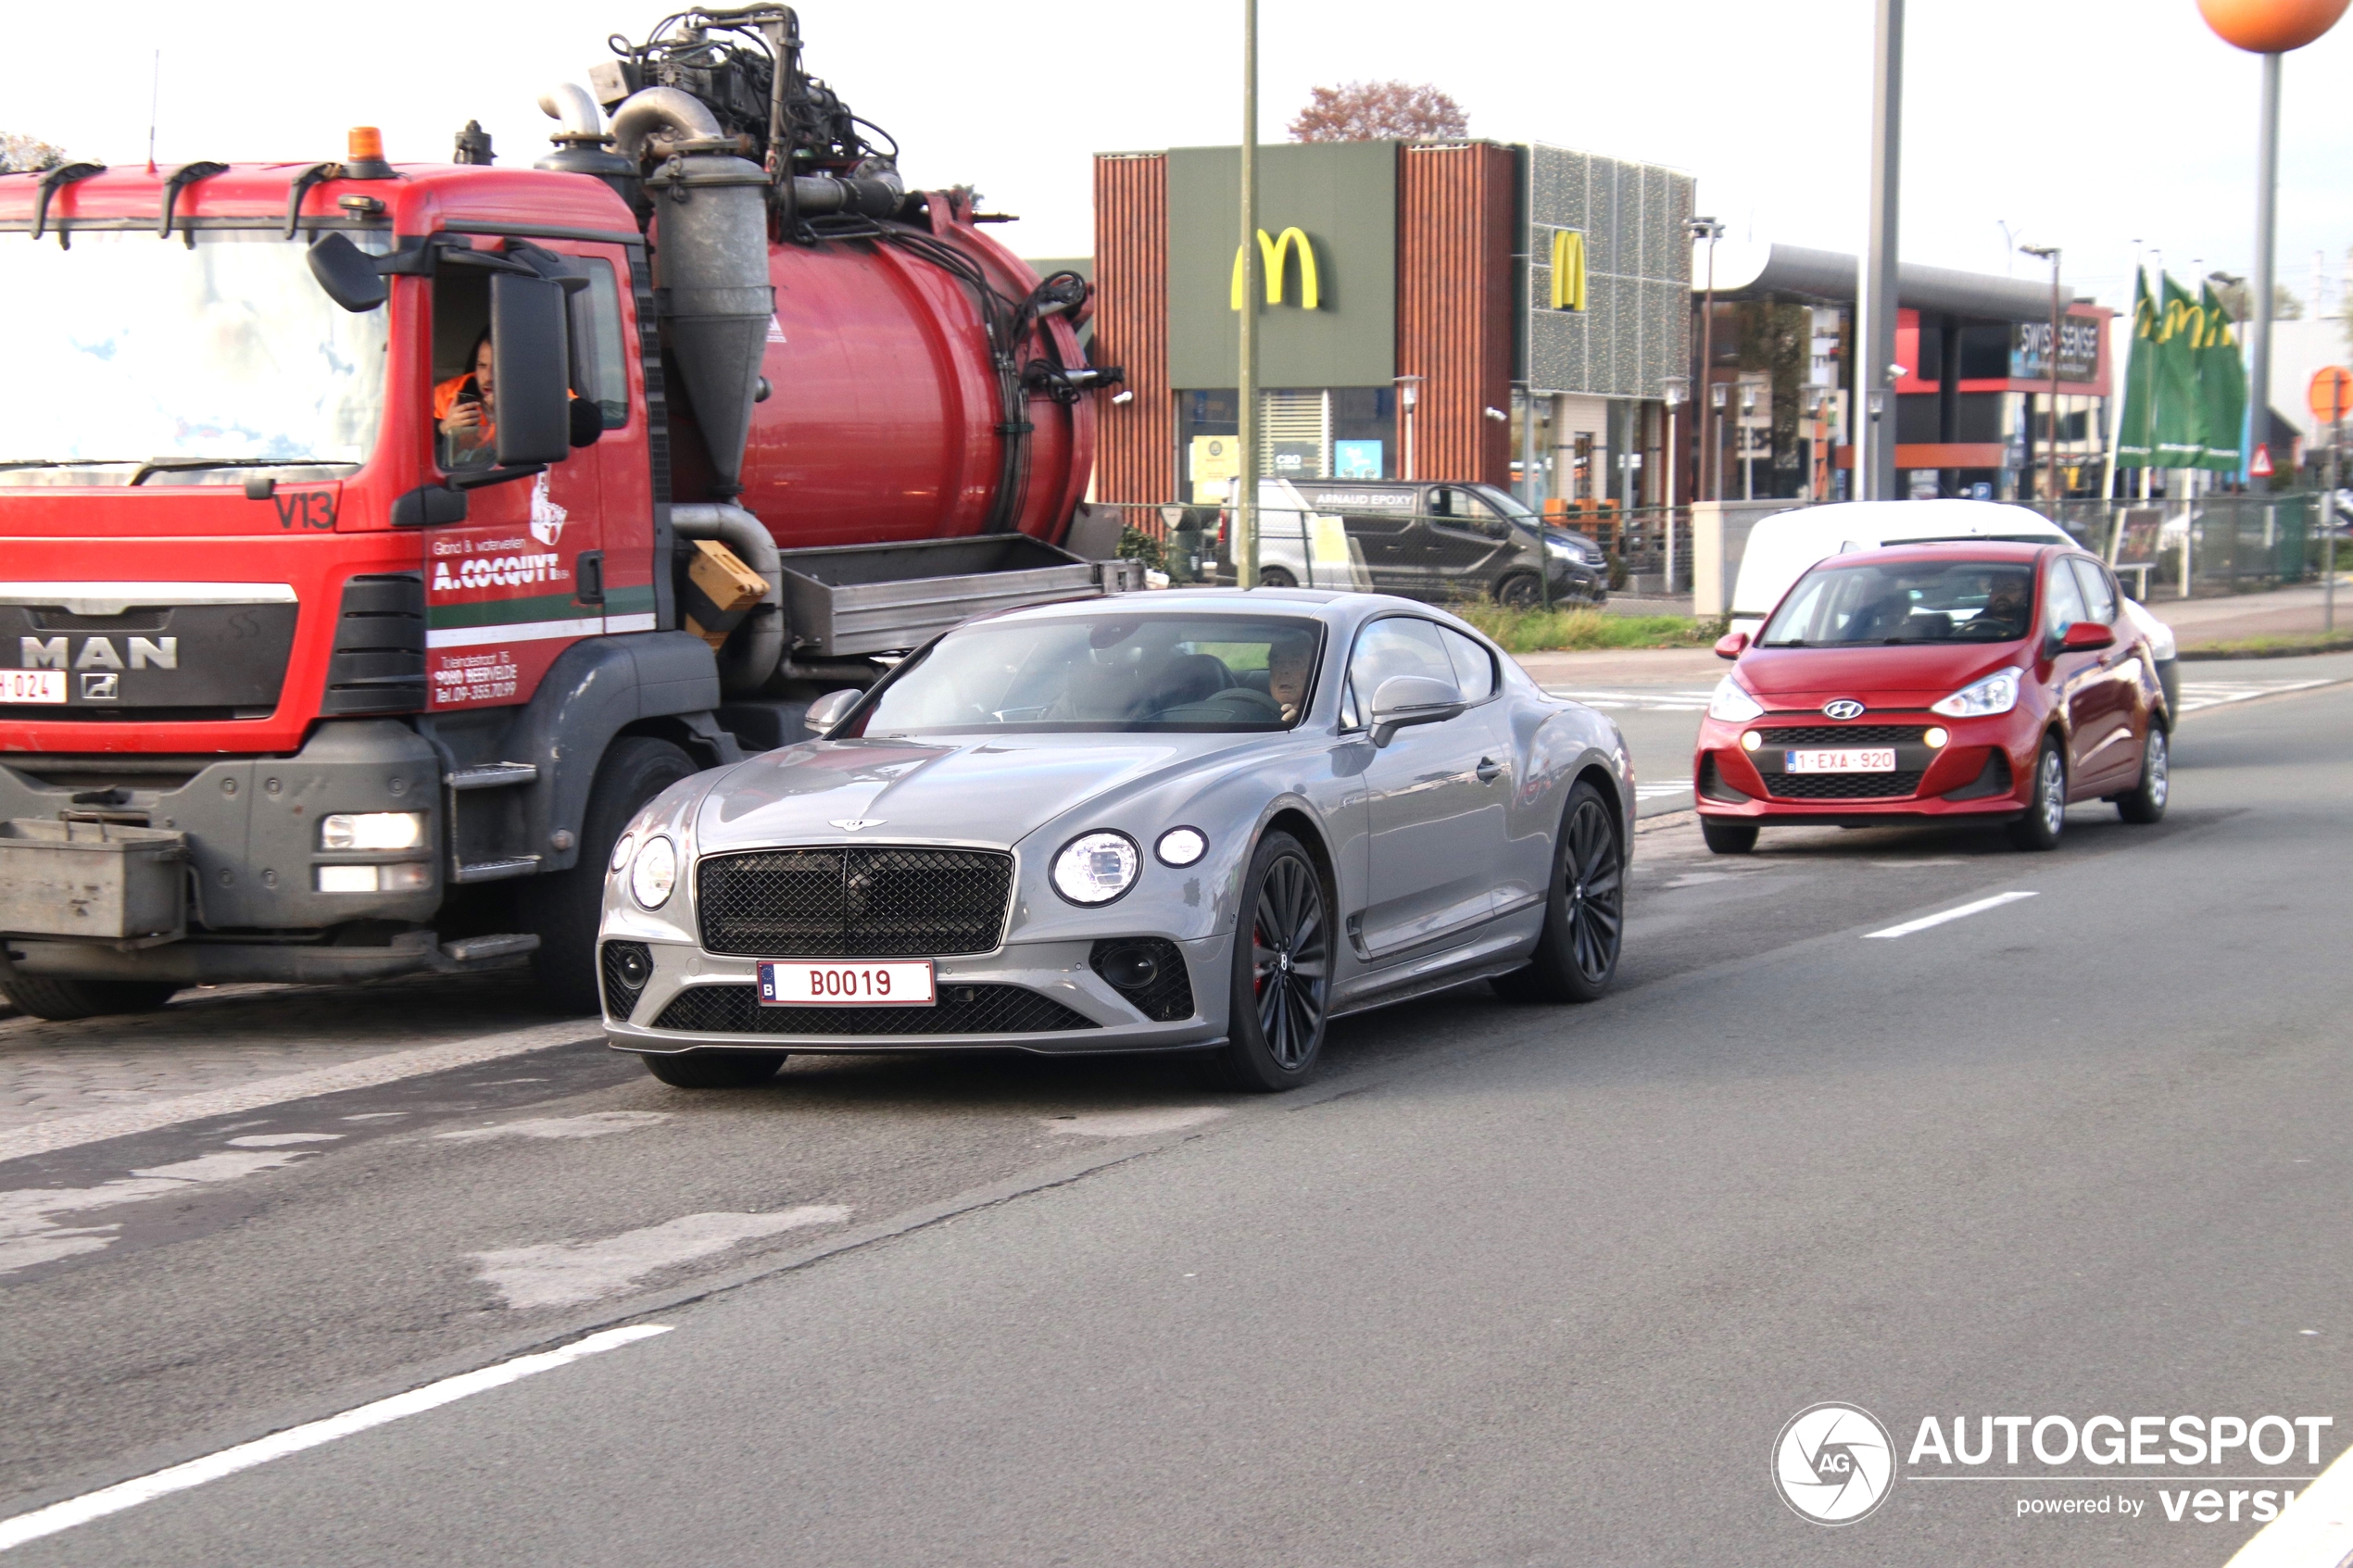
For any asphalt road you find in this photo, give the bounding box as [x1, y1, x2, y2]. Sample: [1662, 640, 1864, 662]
[3, 676, 2351, 1564]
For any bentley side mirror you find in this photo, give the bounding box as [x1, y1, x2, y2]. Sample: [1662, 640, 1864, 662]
[1368, 674, 1466, 747]
[2058, 621, 2115, 653]
[804, 688, 862, 734]
[1714, 631, 1749, 659]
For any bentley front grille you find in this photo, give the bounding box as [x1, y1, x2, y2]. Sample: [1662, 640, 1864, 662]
[696, 847, 1014, 958]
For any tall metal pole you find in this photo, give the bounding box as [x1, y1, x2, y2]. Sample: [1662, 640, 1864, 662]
[2326, 410, 2338, 633]
[1236, 0, 1261, 588]
[1858, 0, 1905, 502]
[1689, 218, 1723, 501]
[2022, 244, 2061, 503]
[2247, 51, 2282, 490]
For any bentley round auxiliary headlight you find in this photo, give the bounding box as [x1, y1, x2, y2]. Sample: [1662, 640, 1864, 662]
[610, 831, 637, 874]
[629, 834, 678, 909]
[1052, 831, 1139, 905]
[1155, 826, 1208, 867]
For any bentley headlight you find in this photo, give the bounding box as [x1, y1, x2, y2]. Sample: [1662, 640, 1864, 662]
[1706, 675, 1766, 723]
[610, 832, 637, 875]
[629, 834, 678, 909]
[1931, 669, 2021, 718]
[1156, 826, 1208, 867]
[1052, 831, 1139, 905]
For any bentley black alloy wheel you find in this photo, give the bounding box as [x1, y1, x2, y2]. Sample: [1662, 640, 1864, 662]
[1210, 832, 1329, 1091]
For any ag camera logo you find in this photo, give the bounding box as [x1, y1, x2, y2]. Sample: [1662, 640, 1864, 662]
[1774, 1402, 1896, 1524]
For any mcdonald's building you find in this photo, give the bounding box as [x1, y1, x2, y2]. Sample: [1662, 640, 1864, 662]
[1081, 139, 1695, 511]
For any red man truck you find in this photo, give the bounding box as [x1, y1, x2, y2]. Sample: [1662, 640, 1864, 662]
[0, 6, 1125, 1019]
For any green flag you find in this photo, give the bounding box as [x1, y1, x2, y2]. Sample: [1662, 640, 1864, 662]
[2196, 282, 2246, 473]
[2152, 273, 2205, 468]
[2113, 270, 2157, 470]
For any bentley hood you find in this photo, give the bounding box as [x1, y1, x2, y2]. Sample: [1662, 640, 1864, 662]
[693, 735, 1238, 853]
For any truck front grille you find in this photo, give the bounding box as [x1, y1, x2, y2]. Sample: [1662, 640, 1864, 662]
[695, 847, 1013, 958]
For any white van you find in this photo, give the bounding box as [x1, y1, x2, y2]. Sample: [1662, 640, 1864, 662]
[1728, 499, 2177, 710]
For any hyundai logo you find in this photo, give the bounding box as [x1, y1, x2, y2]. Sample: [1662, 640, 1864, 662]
[1822, 699, 1867, 721]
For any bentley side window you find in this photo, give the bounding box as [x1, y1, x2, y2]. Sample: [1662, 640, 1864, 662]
[1347, 618, 1459, 709]
[1438, 626, 1498, 701]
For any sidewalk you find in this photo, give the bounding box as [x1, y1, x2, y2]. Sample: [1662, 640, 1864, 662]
[2138, 576, 2353, 649]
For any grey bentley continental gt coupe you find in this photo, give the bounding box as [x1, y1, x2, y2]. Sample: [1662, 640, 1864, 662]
[598, 590, 1635, 1091]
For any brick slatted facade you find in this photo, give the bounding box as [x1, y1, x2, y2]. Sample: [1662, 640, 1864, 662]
[1090, 155, 1172, 507]
[1396, 143, 1516, 488]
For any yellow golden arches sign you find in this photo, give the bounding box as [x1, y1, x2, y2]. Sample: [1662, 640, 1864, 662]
[1550, 229, 1588, 312]
[1229, 227, 1321, 311]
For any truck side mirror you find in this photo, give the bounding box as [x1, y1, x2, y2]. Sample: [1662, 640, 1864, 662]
[308, 232, 386, 313]
[490, 272, 572, 468]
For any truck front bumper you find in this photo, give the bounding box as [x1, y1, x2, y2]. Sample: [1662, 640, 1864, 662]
[0, 720, 456, 983]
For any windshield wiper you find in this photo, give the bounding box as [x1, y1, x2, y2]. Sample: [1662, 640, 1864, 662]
[129, 457, 301, 486]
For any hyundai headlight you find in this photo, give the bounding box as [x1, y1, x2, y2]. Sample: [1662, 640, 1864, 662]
[1706, 676, 1766, 723]
[319, 810, 426, 851]
[1052, 831, 1139, 905]
[1931, 669, 2021, 718]
[629, 834, 678, 909]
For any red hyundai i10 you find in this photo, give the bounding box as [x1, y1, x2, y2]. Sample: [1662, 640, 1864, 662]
[1692, 540, 2171, 854]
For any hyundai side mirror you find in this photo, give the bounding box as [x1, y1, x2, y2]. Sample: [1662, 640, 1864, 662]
[1368, 674, 1466, 747]
[1714, 631, 1749, 659]
[804, 688, 862, 734]
[2058, 621, 2115, 653]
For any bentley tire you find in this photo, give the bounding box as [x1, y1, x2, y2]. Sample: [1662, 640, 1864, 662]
[1, 976, 180, 1022]
[1492, 779, 1624, 1004]
[528, 736, 696, 1013]
[1205, 832, 1330, 1092]
[639, 1050, 786, 1088]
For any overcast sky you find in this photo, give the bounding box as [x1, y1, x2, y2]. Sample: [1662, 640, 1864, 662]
[10, 1, 2352, 317]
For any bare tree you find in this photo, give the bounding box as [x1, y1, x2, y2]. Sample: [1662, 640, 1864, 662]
[1289, 82, 1467, 143]
[2212, 278, 2303, 324]
[0, 133, 70, 173]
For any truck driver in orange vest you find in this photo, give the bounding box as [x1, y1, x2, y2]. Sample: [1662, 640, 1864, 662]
[432, 331, 496, 465]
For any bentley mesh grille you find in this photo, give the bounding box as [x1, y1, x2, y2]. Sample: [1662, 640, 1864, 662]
[1754, 725, 1928, 747]
[650, 983, 1095, 1036]
[600, 941, 651, 1022]
[696, 847, 1013, 958]
[1088, 938, 1195, 1022]
[1765, 770, 1927, 800]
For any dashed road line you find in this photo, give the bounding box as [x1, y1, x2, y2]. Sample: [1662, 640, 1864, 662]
[1864, 891, 2039, 940]
[0, 1325, 671, 1553]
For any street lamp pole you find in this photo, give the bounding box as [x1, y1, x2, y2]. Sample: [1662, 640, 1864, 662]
[1688, 217, 1724, 501]
[2249, 51, 2280, 490]
[2022, 244, 2062, 505]
[1858, 0, 1906, 502]
[1662, 376, 1687, 596]
[1236, 0, 1261, 588]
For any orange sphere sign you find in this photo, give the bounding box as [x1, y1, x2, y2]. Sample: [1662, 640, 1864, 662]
[2198, 0, 2351, 52]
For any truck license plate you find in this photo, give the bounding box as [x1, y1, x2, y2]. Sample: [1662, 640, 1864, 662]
[758, 960, 936, 1006]
[1786, 747, 1896, 773]
[0, 671, 67, 705]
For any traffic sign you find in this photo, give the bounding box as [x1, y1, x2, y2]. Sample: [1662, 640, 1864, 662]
[2251, 444, 2275, 478]
[2310, 367, 2353, 425]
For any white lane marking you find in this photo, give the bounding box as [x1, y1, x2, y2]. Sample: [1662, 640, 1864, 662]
[339, 1113, 407, 1123]
[0, 1148, 323, 1276]
[1544, 687, 1719, 712]
[2177, 678, 2332, 714]
[1043, 1107, 1229, 1139]
[0, 1019, 599, 1166]
[1637, 783, 1693, 799]
[225, 1134, 344, 1148]
[1869, 859, 1966, 868]
[470, 1207, 850, 1310]
[1864, 891, 2039, 939]
[2222, 1433, 2353, 1567]
[0, 1324, 670, 1554]
[435, 1111, 670, 1144]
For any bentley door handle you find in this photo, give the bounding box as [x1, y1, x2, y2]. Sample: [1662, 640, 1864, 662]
[1476, 757, 1505, 783]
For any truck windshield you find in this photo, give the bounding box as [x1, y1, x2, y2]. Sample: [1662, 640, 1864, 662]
[1761, 559, 2038, 646]
[0, 229, 388, 486]
[843, 615, 1326, 735]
